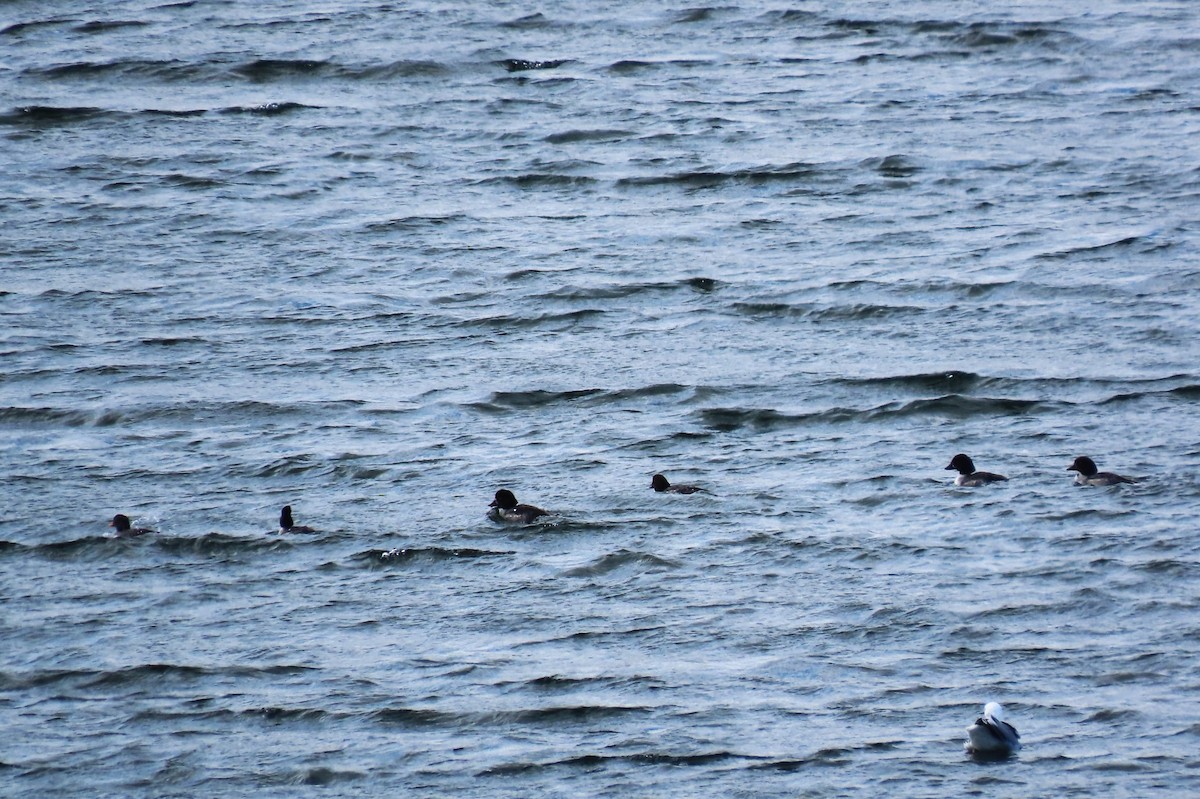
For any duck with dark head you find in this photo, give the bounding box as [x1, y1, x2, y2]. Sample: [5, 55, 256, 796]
[279, 505, 316, 533]
[110, 514, 155, 537]
[487, 489, 548, 524]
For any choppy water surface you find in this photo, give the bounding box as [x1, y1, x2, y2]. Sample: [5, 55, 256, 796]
[3, 1, 1200, 796]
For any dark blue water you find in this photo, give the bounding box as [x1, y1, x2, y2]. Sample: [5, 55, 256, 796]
[3, 2, 1200, 796]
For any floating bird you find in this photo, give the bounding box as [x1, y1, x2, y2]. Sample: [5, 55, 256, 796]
[945, 454, 1008, 487]
[965, 701, 1021, 756]
[110, 514, 155, 537]
[1067, 456, 1137, 486]
[651, 473, 705, 494]
[488, 489, 548, 524]
[279, 505, 316, 533]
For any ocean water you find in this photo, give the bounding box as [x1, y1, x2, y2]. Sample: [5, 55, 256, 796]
[3, 1, 1200, 796]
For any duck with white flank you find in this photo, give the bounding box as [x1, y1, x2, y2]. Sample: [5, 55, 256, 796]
[651, 473, 705, 494]
[488, 489, 548, 524]
[945, 454, 1008, 487]
[1067, 456, 1137, 486]
[965, 702, 1021, 756]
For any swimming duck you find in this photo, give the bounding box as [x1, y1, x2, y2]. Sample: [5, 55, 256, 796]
[1067, 456, 1136, 486]
[651, 473, 704, 494]
[487, 489, 548, 524]
[945, 454, 1008, 486]
[965, 701, 1021, 756]
[110, 514, 155, 537]
[279, 505, 316, 533]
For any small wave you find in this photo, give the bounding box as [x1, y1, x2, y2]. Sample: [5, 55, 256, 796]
[562, 549, 679, 577]
[153, 533, 297, 557]
[468, 383, 689, 414]
[831, 371, 986, 392]
[144, 105, 211, 118]
[1036, 234, 1145, 260]
[673, 7, 726, 24]
[456, 308, 605, 330]
[245, 456, 323, 478]
[140, 336, 208, 346]
[536, 280, 696, 301]
[0, 662, 314, 691]
[829, 372, 1195, 404]
[471, 388, 604, 412]
[240, 706, 332, 723]
[752, 747, 855, 770]
[950, 22, 1079, 50]
[1, 19, 69, 36]
[890, 394, 1051, 417]
[761, 9, 819, 24]
[1102, 384, 1200, 404]
[1094, 671, 1168, 688]
[730, 301, 921, 321]
[483, 749, 736, 776]
[0, 105, 109, 127]
[523, 674, 594, 690]
[488, 172, 600, 188]
[31, 56, 449, 85]
[863, 154, 921, 177]
[2, 399, 338, 429]
[1037, 508, 1137, 522]
[500, 13, 558, 30]
[131, 704, 341, 725]
[822, 17, 1079, 47]
[607, 382, 691, 401]
[608, 57, 713, 74]
[699, 406, 841, 432]
[698, 394, 1051, 431]
[501, 58, 568, 72]
[823, 276, 1017, 299]
[355, 547, 512, 566]
[955, 28, 1020, 48]
[617, 162, 824, 189]
[217, 101, 316, 116]
[356, 59, 450, 79]
[1086, 708, 1143, 725]
[295, 767, 364, 786]
[36, 59, 194, 81]
[509, 674, 667, 696]
[1132, 559, 1191, 577]
[0, 405, 92, 427]
[544, 128, 631, 144]
[491, 705, 652, 726]
[364, 213, 468, 231]
[811, 303, 923, 321]
[609, 59, 659, 74]
[232, 58, 331, 81]
[370, 706, 457, 727]
[162, 172, 223, 189]
[143, 399, 366, 425]
[74, 19, 149, 34]
[15, 535, 137, 561]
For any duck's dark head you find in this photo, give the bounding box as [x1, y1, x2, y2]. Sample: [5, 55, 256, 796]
[651, 474, 671, 492]
[110, 514, 131, 532]
[1067, 456, 1098, 477]
[491, 489, 518, 510]
[946, 454, 976, 474]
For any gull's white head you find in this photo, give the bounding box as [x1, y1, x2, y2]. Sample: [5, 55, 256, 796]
[983, 702, 1004, 721]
